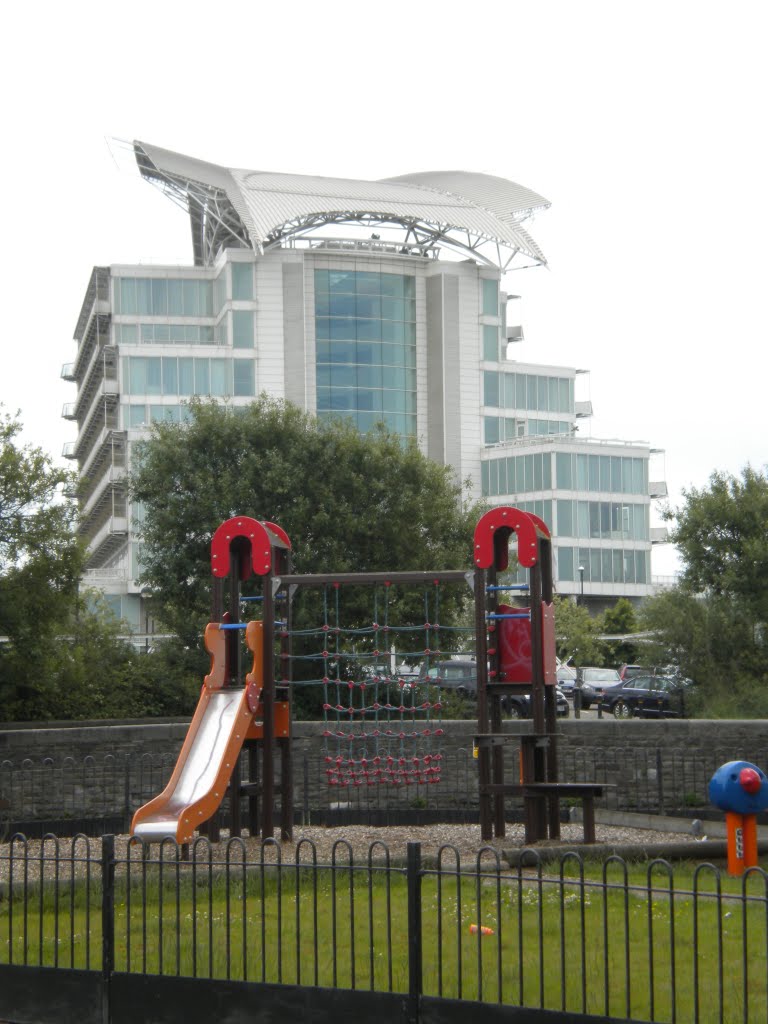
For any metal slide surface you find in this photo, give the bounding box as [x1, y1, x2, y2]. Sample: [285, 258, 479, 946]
[132, 689, 245, 842]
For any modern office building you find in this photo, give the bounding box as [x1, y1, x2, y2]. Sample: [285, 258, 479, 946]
[62, 141, 665, 629]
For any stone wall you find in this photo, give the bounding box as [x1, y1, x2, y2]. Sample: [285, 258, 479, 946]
[2, 718, 768, 827]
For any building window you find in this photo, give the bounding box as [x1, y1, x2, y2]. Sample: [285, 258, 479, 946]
[115, 277, 213, 317]
[233, 359, 255, 396]
[481, 279, 498, 316]
[231, 262, 254, 301]
[315, 270, 416, 436]
[123, 356, 255, 399]
[483, 325, 499, 361]
[483, 371, 500, 407]
[232, 311, 254, 349]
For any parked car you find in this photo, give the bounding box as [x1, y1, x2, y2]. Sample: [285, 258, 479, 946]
[556, 663, 577, 695]
[417, 660, 477, 697]
[575, 667, 622, 708]
[502, 686, 570, 719]
[618, 664, 646, 681]
[600, 674, 686, 719]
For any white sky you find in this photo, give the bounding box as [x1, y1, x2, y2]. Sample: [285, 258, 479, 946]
[2, 0, 766, 576]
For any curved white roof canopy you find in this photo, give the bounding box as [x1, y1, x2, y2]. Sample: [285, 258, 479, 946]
[134, 141, 550, 271]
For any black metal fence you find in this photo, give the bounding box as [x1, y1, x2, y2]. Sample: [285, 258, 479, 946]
[4, 743, 768, 839]
[1, 834, 767, 1023]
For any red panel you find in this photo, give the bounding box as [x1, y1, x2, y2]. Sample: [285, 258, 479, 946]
[497, 602, 556, 685]
[497, 604, 532, 683]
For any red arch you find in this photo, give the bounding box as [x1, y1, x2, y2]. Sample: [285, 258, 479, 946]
[210, 516, 275, 578]
[473, 506, 550, 570]
[263, 521, 292, 549]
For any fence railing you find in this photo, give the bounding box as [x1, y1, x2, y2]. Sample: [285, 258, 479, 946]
[1, 835, 767, 1023]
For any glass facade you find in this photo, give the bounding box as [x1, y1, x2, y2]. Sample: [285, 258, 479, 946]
[114, 278, 214, 317]
[481, 279, 498, 316]
[483, 371, 574, 413]
[231, 262, 254, 301]
[484, 416, 571, 443]
[315, 270, 417, 435]
[483, 325, 500, 361]
[558, 546, 649, 585]
[556, 499, 649, 541]
[481, 451, 553, 496]
[114, 323, 217, 345]
[121, 356, 255, 398]
[555, 452, 648, 494]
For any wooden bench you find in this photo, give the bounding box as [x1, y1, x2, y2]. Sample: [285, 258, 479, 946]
[481, 782, 605, 844]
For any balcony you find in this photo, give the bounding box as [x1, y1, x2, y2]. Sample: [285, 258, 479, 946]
[73, 395, 120, 463]
[650, 526, 670, 544]
[649, 480, 668, 499]
[85, 516, 129, 568]
[575, 401, 593, 418]
[506, 325, 524, 343]
[62, 441, 77, 459]
[61, 362, 76, 382]
[81, 466, 127, 522]
[62, 403, 76, 420]
[79, 429, 127, 483]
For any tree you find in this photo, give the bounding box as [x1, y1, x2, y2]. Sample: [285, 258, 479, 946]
[597, 598, 641, 666]
[640, 589, 768, 717]
[666, 466, 768, 624]
[553, 596, 605, 667]
[641, 464, 768, 718]
[0, 409, 84, 718]
[131, 398, 483, 649]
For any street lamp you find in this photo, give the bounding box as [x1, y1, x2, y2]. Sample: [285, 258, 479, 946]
[578, 566, 585, 606]
[140, 588, 153, 654]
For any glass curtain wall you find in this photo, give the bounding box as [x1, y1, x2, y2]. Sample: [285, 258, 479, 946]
[315, 270, 417, 436]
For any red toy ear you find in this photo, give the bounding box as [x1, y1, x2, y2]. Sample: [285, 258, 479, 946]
[739, 767, 762, 794]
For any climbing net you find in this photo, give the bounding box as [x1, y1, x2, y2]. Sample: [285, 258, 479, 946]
[285, 581, 473, 787]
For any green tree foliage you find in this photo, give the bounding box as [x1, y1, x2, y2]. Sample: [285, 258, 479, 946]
[0, 410, 198, 722]
[553, 596, 605, 667]
[130, 398, 483, 695]
[0, 409, 83, 718]
[666, 466, 768, 624]
[643, 465, 768, 718]
[597, 598, 640, 666]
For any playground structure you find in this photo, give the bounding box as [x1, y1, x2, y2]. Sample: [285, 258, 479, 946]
[132, 506, 602, 846]
[709, 760, 768, 875]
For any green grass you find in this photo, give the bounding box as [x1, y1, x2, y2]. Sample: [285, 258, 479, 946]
[2, 859, 768, 1022]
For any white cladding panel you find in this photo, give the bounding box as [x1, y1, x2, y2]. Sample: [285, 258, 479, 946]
[254, 258, 285, 397]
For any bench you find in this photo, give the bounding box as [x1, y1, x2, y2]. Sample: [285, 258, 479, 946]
[481, 782, 605, 843]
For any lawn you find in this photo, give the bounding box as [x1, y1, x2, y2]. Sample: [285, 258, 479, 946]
[2, 854, 768, 1022]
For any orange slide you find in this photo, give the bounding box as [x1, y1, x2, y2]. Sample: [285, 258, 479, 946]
[131, 620, 263, 845]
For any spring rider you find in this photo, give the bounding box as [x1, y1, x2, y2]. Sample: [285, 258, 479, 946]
[709, 760, 768, 875]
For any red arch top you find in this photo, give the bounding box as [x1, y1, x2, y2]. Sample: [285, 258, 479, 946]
[210, 517, 275, 578]
[263, 521, 292, 550]
[473, 506, 550, 570]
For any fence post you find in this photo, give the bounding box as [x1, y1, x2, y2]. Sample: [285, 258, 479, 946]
[406, 842, 422, 1024]
[101, 834, 116, 1024]
[656, 748, 665, 814]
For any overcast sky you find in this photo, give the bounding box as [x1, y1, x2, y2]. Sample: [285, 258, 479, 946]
[2, 1, 765, 576]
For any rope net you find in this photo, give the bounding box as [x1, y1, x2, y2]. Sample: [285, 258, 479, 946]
[283, 581, 473, 787]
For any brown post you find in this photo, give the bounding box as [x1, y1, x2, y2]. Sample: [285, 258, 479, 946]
[474, 566, 493, 841]
[262, 572, 275, 839]
[230, 756, 242, 838]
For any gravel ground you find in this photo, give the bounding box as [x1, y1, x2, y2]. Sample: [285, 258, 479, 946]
[0, 821, 700, 885]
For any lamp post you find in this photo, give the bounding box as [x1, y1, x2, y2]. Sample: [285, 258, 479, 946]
[578, 566, 585, 606]
[140, 588, 152, 654]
